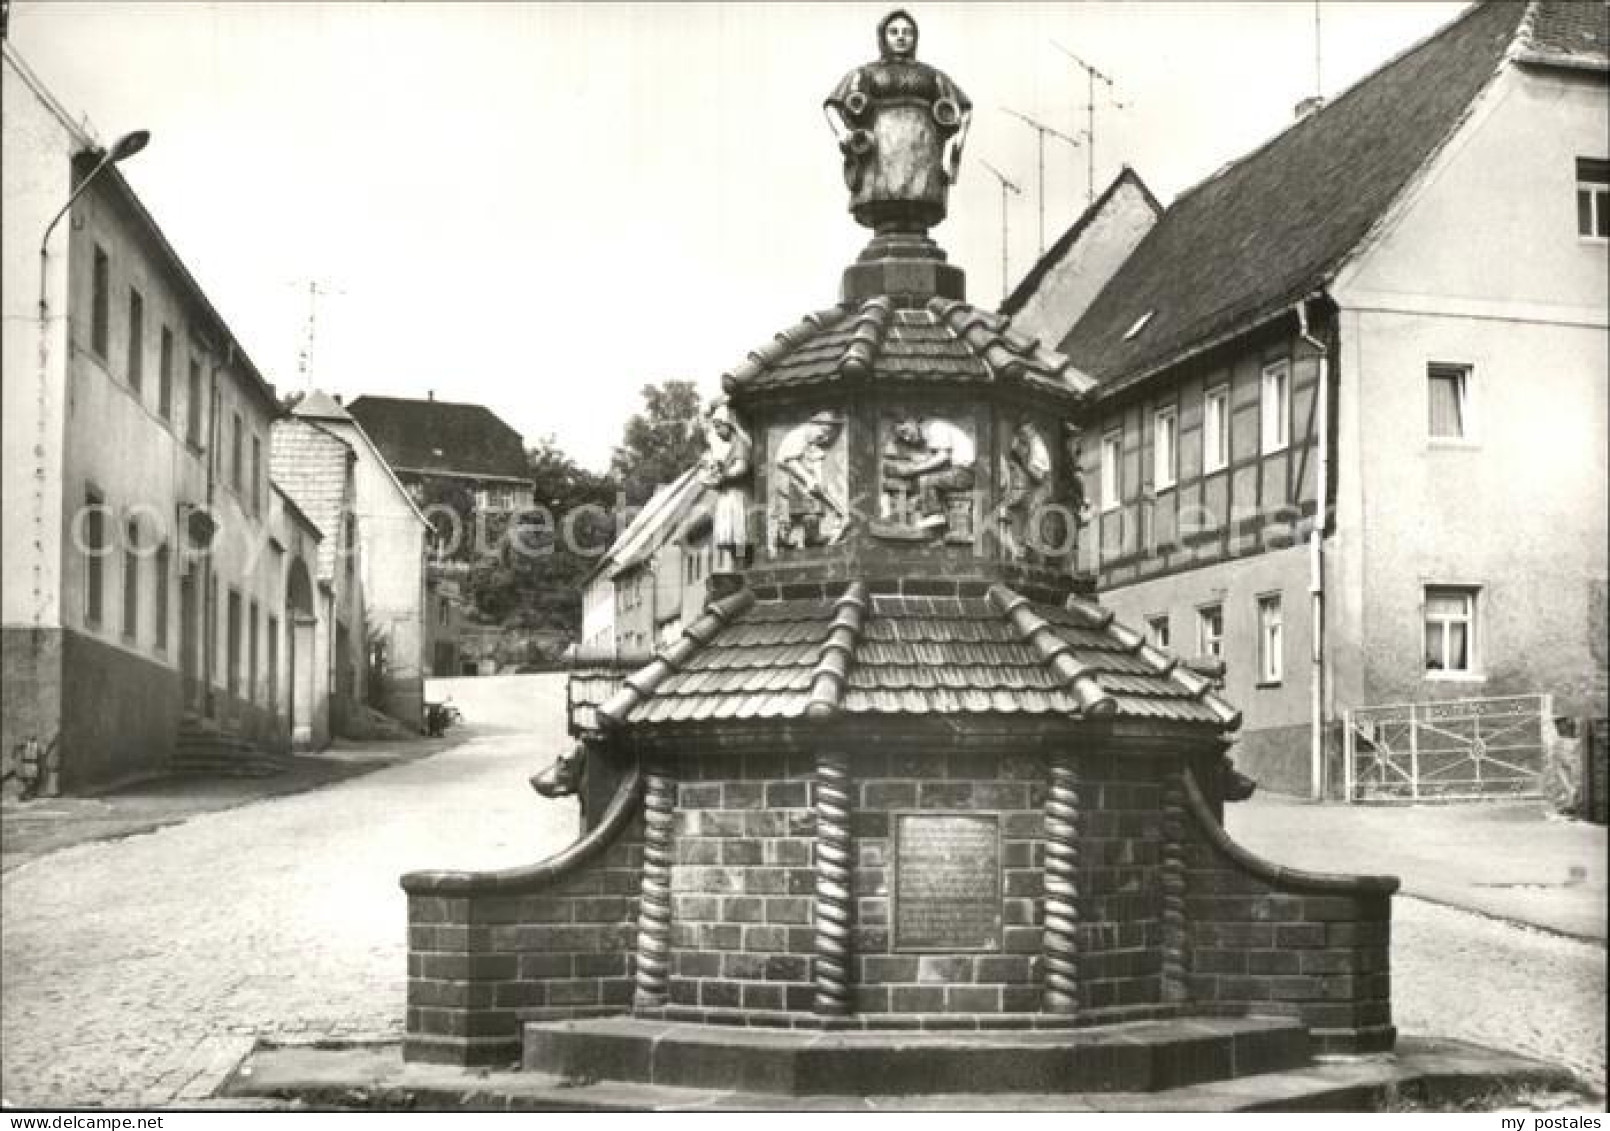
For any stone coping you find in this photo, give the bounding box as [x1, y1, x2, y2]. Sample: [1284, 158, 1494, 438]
[223, 1036, 1590, 1112]
[399, 767, 642, 895]
[1181, 768, 1400, 896]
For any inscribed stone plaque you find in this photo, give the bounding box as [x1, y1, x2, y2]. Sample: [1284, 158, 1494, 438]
[893, 813, 1001, 951]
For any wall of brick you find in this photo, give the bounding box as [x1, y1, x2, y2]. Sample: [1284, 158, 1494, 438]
[670, 753, 818, 1013]
[845, 749, 1046, 1014]
[403, 815, 644, 1066]
[1180, 771, 1395, 1053]
[1074, 752, 1168, 1012]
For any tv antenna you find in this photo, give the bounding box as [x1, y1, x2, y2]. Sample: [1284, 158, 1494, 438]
[1050, 40, 1127, 205]
[289, 278, 346, 390]
[1000, 106, 1083, 257]
[978, 158, 1023, 301]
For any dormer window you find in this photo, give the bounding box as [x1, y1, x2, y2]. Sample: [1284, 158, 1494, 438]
[1123, 310, 1155, 341]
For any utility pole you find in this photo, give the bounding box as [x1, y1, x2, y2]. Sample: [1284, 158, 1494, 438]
[1001, 107, 1083, 257]
[978, 159, 1023, 301]
[1050, 40, 1125, 206]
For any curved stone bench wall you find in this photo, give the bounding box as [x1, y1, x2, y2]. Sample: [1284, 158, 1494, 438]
[399, 751, 1397, 1067]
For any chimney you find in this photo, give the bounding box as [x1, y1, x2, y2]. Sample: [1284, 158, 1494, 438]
[428, 390, 435, 401]
[332, 394, 343, 405]
[1294, 95, 1325, 120]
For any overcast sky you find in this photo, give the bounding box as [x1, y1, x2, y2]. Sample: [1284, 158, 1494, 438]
[10, 1, 1468, 471]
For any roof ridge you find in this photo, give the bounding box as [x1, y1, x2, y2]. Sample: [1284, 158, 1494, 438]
[1168, 0, 1510, 211]
[805, 581, 870, 719]
[595, 586, 757, 728]
[722, 306, 850, 394]
[839, 298, 894, 380]
[988, 585, 1116, 718]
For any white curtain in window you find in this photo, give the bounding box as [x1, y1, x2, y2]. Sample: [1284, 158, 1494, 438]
[1428, 371, 1465, 437]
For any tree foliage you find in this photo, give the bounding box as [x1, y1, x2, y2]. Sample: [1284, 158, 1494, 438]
[458, 437, 619, 636]
[609, 379, 707, 505]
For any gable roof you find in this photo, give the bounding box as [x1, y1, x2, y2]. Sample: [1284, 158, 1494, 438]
[1058, 0, 1535, 392]
[271, 419, 352, 581]
[1518, 0, 1609, 69]
[585, 467, 708, 588]
[346, 395, 532, 483]
[999, 166, 1163, 318]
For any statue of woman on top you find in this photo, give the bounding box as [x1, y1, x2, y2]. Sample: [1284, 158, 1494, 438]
[824, 9, 972, 233]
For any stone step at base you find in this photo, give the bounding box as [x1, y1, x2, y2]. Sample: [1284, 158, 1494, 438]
[521, 1014, 1311, 1096]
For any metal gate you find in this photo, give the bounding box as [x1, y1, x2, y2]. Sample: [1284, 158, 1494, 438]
[1343, 694, 1551, 802]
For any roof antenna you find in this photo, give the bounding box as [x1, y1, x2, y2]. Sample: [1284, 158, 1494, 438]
[1050, 40, 1127, 207]
[1001, 107, 1083, 257]
[978, 158, 1023, 302]
[290, 278, 345, 392]
[1314, 0, 1324, 98]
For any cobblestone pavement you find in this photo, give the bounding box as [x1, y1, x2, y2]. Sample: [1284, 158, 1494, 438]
[3, 675, 1603, 1106]
[1, 675, 579, 1110]
[1392, 898, 1605, 1093]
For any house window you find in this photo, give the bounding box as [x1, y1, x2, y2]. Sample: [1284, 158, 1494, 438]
[1153, 406, 1178, 491]
[1260, 360, 1290, 454]
[127, 288, 144, 392]
[1577, 157, 1609, 238]
[84, 488, 106, 625]
[154, 541, 170, 652]
[1424, 586, 1478, 674]
[1197, 603, 1224, 659]
[267, 614, 279, 713]
[91, 245, 110, 358]
[122, 520, 140, 640]
[1428, 364, 1470, 440]
[187, 358, 204, 447]
[438, 596, 449, 626]
[227, 589, 241, 698]
[1146, 614, 1170, 650]
[158, 327, 174, 419]
[251, 434, 263, 515]
[1203, 385, 1229, 473]
[1100, 431, 1122, 512]
[1256, 594, 1282, 685]
[249, 599, 260, 705]
[231, 412, 243, 494]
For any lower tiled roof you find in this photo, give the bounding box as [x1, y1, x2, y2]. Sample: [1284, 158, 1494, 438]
[591, 581, 1239, 732]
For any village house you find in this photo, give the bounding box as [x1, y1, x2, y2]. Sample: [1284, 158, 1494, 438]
[279, 392, 433, 729]
[1006, 0, 1608, 796]
[579, 467, 712, 663]
[347, 393, 536, 678]
[270, 393, 369, 744]
[1, 39, 327, 791]
[346, 393, 536, 522]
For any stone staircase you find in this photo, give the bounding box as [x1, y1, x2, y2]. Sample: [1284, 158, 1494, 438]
[172, 714, 292, 778]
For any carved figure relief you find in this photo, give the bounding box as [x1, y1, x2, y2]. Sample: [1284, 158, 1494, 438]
[996, 420, 1053, 559]
[770, 412, 849, 551]
[823, 9, 973, 232]
[873, 412, 976, 542]
[700, 402, 753, 573]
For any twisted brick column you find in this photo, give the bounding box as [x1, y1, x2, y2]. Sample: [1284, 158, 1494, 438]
[633, 761, 675, 1009]
[812, 750, 853, 1015]
[1042, 752, 1080, 1014]
[1160, 767, 1189, 1003]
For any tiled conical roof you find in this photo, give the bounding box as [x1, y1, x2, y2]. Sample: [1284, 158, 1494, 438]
[593, 581, 1239, 732]
[721, 296, 1096, 405]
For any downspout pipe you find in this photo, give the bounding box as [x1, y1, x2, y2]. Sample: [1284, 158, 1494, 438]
[1294, 297, 1330, 802]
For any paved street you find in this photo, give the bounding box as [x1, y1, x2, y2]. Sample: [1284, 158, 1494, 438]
[1, 672, 1604, 1107]
[1, 675, 580, 1109]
